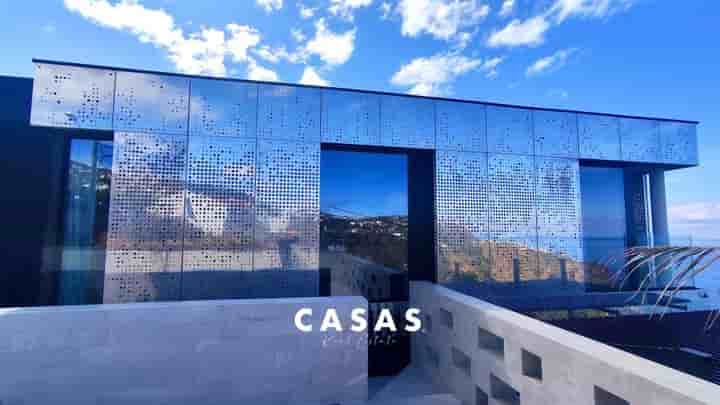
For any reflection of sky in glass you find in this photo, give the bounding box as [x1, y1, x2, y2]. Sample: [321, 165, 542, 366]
[580, 166, 626, 238]
[321, 150, 407, 218]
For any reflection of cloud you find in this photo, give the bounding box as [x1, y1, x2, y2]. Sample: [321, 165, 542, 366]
[669, 202, 720, 239]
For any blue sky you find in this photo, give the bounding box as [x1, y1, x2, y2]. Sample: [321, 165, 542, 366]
[1, 0, 718, 238]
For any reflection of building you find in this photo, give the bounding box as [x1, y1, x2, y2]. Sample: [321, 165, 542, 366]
[1, 60, 716, 404]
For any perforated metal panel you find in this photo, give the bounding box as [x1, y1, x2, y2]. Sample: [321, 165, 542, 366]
[435, 150, 490, 283]
[435, 100, 486, 152]
[322, 89, 380, 145]
[538, 238, 584, 284]
[488, 153, 536, 238]
[533, 110, 578, 158]
[254, 140, 319, 272]
[257, 84, 321, 142]
[620, 118, 660, 162]
[104, 132, 188, 302]
[659, 121, 698, 165]
[30, 63, 115, 130]
[182, 136, 255, 273]
[486, 106, 533, 155]
[114, 71, 190, 134]
[578, 114, 621, 160]
[535, 157, 581, 239]
[380, 95, 435, 149]
[189, 78, 258, 138]
[490, 238, 539, 283]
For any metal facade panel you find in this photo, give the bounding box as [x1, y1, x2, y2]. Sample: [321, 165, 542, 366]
[114, 71, 190, 134]
[435, 150, 490, 283]
[486, 106, 533, 155]
[535, 157, 581, 239]
[620, 118, 660, 162]
[104, 132, 188, 302]
[659, 121, 698, 165]
[435, 100, 487, 152]
[182, 136, 256, 273]
[578, 114, 621, 160]
[254, 140, 320, 271]
[488, 153, 537, 238]
[490, 238, 539, 283]
[322, 89, 381, 145]
[257, 84, 321, 142]
[30, 63, 115, 130]
[533, 110, 579, 158]
[380, 95, 435, 149]
[538, 237, 584, 284]
[189, 78, 258, 138]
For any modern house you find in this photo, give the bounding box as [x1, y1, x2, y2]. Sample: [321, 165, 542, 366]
[0, 59, 717, 404]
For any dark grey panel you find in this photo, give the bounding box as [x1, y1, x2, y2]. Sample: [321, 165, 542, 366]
[254, 140, 319, 272]
[104, 132, 187, 302]
[535, 157, 581, 238]
[380, 95, 435, 149]
[114, 71, 190, 134]
[620, 118, 660, 162]
[189, 78, 258, 138]
[487, 153, 536, 238]
[533, 110, 578, 158]
[30, 63, 115, 130]
[435, 100, 486, 152]
[435, 150, 490, 283]
[486, 106, 533, 155]
[182, 136, 255, 273]
[257, 84, 321, 142]
[578, 114, 621, 160]
[659, 121, 698, 165]
[322, 89, 380, 145]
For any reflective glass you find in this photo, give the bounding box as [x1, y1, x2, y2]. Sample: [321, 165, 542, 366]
[114, 71, 190, 135]
[486, 106, 533, 155]
[322, 89, 380, 145]
[535, 157, 581, 239]
[659, 121, 698, 165]
[59, 139, 113, 304]
[30, 63, 115, 130]
[578, 114, 621, 160]
[257, 84, 321, 142]
[620, 118, 660, 162]
[189, 78, 258, 138]
[380, 95, 435, 149]
[488, 153, 536, 238]
[435, 100, 486, 152]
[533, 110, 579, 158]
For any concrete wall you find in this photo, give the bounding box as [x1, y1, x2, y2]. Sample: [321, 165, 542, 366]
[411, 281, 720, 405]
[0, 296, 368, 405]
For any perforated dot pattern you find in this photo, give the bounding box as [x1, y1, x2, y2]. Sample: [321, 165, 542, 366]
[380, 95, 435, 149]
[114, 71, 189, 134]
[488, 153, 537, 238]
[533, 110, 579, 158]
[104, 132, 187, 302]
[659, 121, 698, 165]
[535, 157, 581, 239]
[436, 100, 486, 152]
[322, 89, 380, 145]
[538, 237, 584, 283]
[189, 78, 258, 138]
[620, 118, 660, 162]
[254, 140, 319, 271]
[486, 106, 533, 155]
[182, 136, 256, 272]
[30, 63, 115, 130]
[578, 114, 621, 160]
[257, 84, 321, 142]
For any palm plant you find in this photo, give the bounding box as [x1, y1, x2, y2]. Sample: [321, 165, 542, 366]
[613, 246, 720, 330]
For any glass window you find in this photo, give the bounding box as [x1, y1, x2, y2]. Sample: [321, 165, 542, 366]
[59, 139, 113, 304]
[580, 166, 626, 291]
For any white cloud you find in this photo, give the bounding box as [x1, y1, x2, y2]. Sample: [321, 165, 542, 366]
[525, 48, 577, 76]
[487, 16, 550, 47]
[254, 44, 305, 64]
[499, 0, 514, 17]
[291, 28, 306, 42]
[256, 0, 283, 12]
[482, 56, 504, 78]
[669, 202, 720, 240]
[397, 0, 490, 41]
[380, 2, 392, 19]
[298, 2, 316, 18]
[247, 60, 279, 81]
[305, 18, 356, 66]
[487, 0, 633, 48]
[329, 0, 373, 22]
[226, 23, 262, 62]
[299, 66, 329, 86]
[390, 52, 485, 96]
